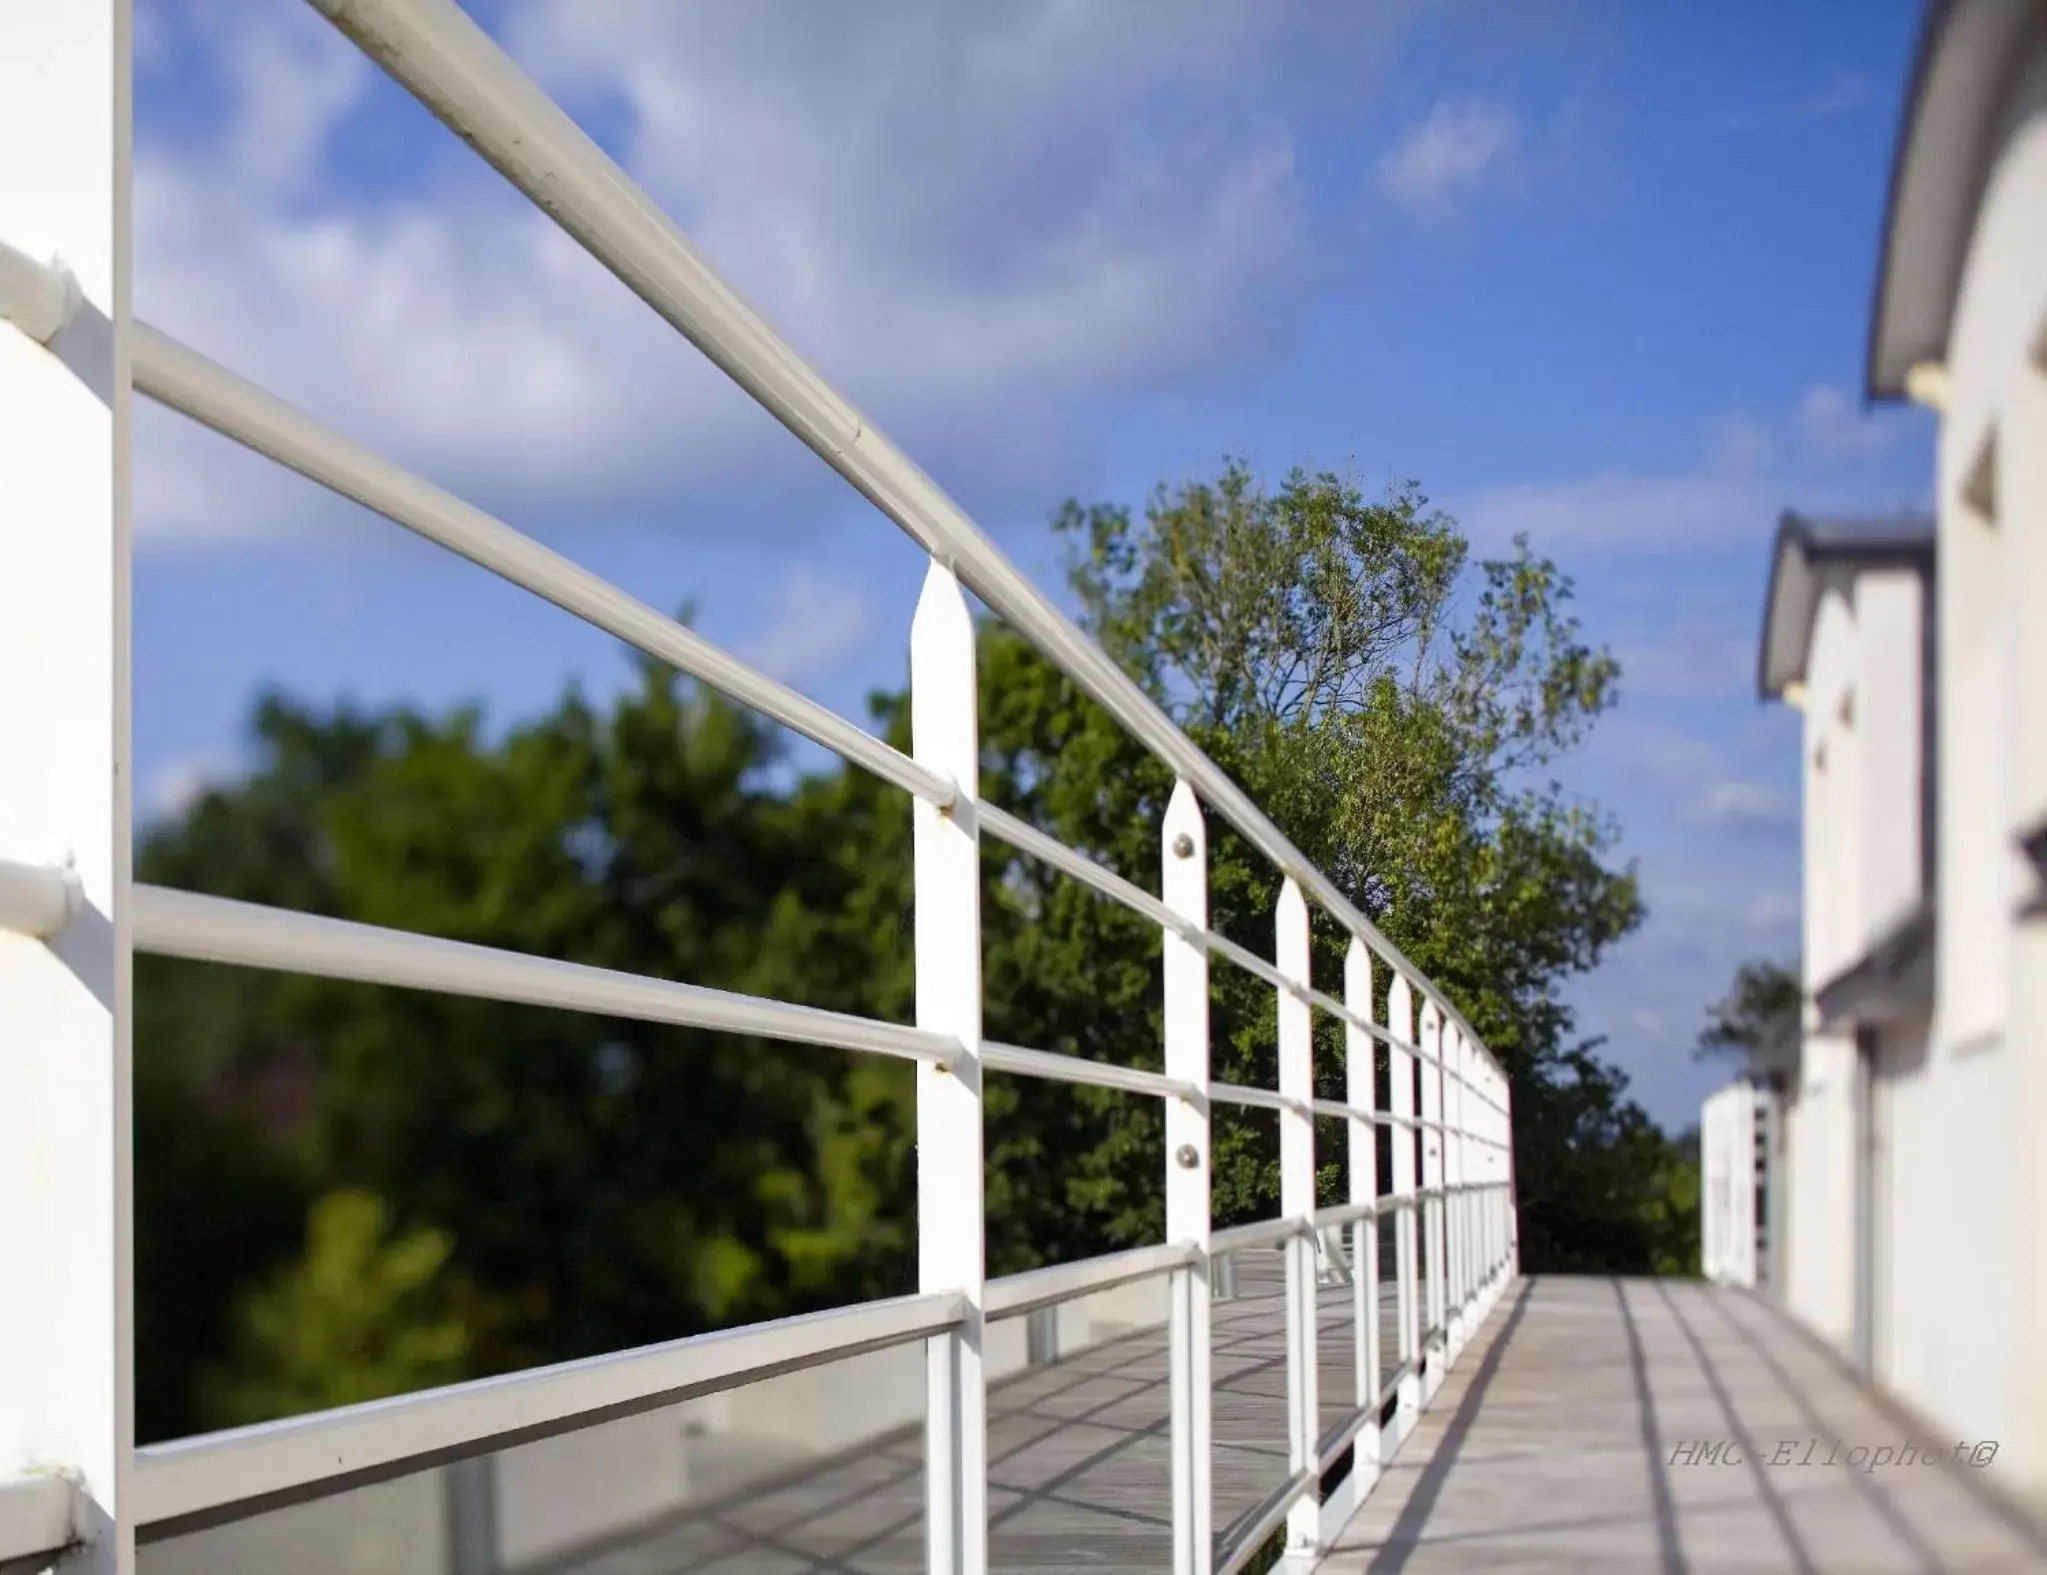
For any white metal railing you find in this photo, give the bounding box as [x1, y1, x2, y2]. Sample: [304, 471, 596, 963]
[0, 3, 1520, 1572]
[1700, 1078, 1762, 1290]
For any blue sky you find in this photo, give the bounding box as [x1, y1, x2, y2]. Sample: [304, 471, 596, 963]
[131, 0, 1935, 1129]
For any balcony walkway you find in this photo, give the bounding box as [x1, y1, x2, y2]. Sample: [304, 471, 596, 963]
[1325, 1277, 2047, 1575]
[533, 1252, 1369, 1572]
[527, 1274, 2047, 1575]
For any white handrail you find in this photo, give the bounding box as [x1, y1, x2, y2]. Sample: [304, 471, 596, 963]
[0, 1476, 76, 1569]
[302, 0, 1503, 1082]
[132, 885, 962, 1068]
[133, 324, 953, 809]
[134, 1291, 964, 1534]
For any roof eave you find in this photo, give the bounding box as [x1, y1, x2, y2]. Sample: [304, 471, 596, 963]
[1866, 0, 2044, 402]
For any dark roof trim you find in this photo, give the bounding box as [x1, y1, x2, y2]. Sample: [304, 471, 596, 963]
[1867, 0, 2047, 401]
[1756, 510, 1935, 701]
[2021, 814, 2047, 919]
[1813, 899, 1936, 1033]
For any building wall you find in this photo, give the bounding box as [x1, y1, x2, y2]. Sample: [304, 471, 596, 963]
[1865, 1009, 1926, 1389]
[1852, 569, 1926, 936]
[1783, 590, 1861, 1349]
[1915, 57, 2047, 1509]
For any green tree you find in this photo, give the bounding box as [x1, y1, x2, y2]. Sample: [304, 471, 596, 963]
[203, 1189, 503, 1425]
[1695, 956, 1802, 1061]
[134, 458, 1699, 1432]
[135, 694, 388, 1440]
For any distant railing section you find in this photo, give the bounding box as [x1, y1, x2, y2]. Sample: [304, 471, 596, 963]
[1701, 1078, 1768, 1290]
[0, 3, 1518, 1572]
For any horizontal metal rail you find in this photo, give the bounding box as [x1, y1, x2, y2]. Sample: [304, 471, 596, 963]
[1216, 1467, 1318, 1575]
[133, 1289, 963, 1537]
[1210, 1080, 1309, 1117]
[132, 324, 954, 810]
[1313, 1200, 1379, 1230]
[981, 1041, 1195, 1102]
[984, 1241, 1195, 1321]
[0, 857, 80, 939]
[303, 0, 1502, 1083]
[1205, 929, 1300, 1001]
[978, 803, 1471, 1082]
[1317, 1401, 1380, 1473]
[977, 801, 1178, 930]
[1211, 1216, 1312, 1255]
[133, 885, 959, 1067]
[0, 1476, 75, 1569]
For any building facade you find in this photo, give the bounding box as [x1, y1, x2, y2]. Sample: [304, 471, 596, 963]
[1715, 0, 2047, 1516]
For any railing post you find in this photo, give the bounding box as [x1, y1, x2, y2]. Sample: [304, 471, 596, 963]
[1385, 974, 1420, 1433]
[0, 4, 133, 1572]
[1504, 1079, 1520, 1279]
[1446, 1027, 1467, 1358]
[1417, 999, 1444, 1393]
[1345, 942, 1380, 1483]
[1276, 879, 1318, 1564]
[911, 562, 987, 1575]
[1163, 781, 1212, 1575]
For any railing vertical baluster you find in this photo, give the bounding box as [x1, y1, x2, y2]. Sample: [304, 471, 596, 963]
[1163, 782, 1212, 1575]
[1505, 1079, 1520, 1279]
[910, 562, 987, 1575]
[1276, 879, 1318, 1564]
[0, 4, 133, 1570]
[1447, 1026, 1466, 1357]
[1346, 941, 1380, 1484]
[1418, 999, 1445, 1385]
[1387, 973, 1419, 1432]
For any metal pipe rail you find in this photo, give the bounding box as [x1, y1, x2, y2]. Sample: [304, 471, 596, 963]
[0, 5, 1523, 1573]
[133, 884, 964, 1069]
[133, 323, 955, 810]
[296, 0, 1503, 1082]
[978, 801, 1505, 1098]
[132, 1291, 965, 1540]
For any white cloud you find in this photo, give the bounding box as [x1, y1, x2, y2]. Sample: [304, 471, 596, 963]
[1377, 98, 1519, 215]
[1795, 382, 1916, 462]
[143, 756, 233, 823]
[1460, 469, 1765, 552]
[1717, 71, 1876, 134]
[1746, 889, 1801, 931]
[1685, 779, 1794, 828]
[739, 567, 875, 686]
[1457, 380, 1932, 556]
[1708, 412, 1774, 478]
[133, 2, 1416, 550]
[1614, 620, 1753, 701]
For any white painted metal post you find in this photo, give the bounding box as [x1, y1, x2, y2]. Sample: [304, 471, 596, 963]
[0, 4, 132, 1572]
[1417, 1000, 1445, 1382]
[1504, 1079, 1520, 1278]
[1163, 782, 1212, 1575]
[1276, 879, 1318, 1562]
[1445, 1028, 1466, 1356]
[911, 563, 987, 1575]
[1701, 1090, 1722, 1282]
[1385, 974, 1419, 1428]
[1456, 1038, 1473, 1328]
[1345, 942, 1380, 1480]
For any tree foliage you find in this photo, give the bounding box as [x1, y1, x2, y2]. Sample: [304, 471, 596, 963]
[133, 461, 1697, 1441]
[204, 1189, 505, 1426]
[1694, 956, 1802, 1062]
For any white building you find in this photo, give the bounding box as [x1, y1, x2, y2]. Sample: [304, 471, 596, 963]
[1709, 0, 2047, 1518]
